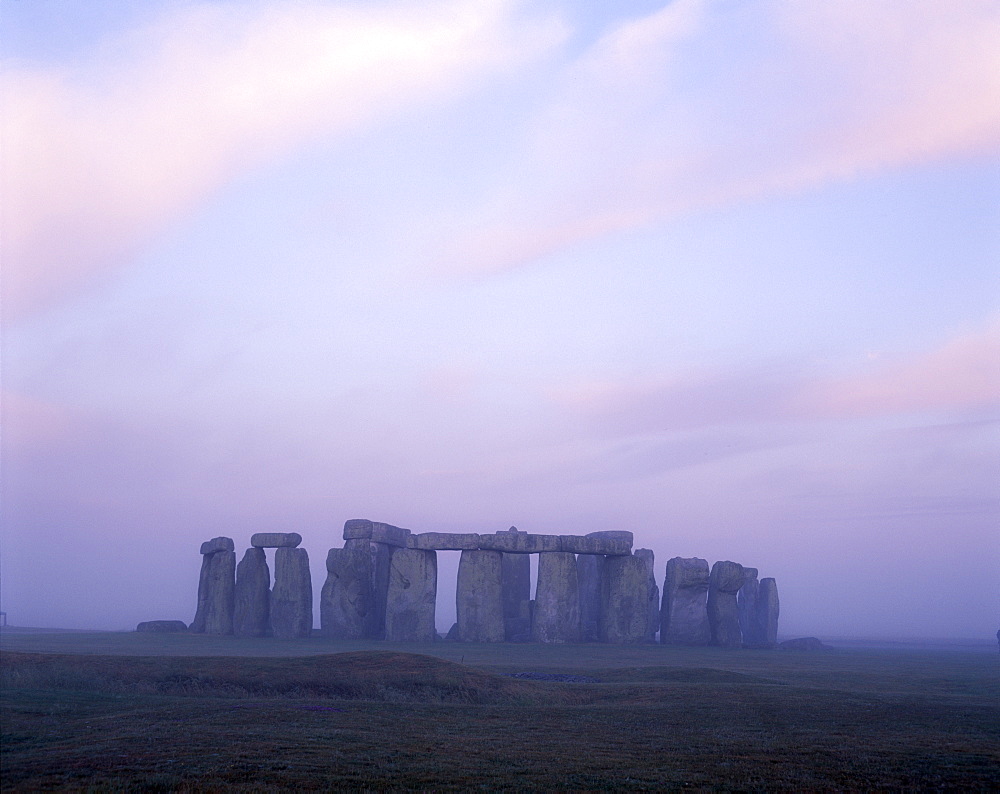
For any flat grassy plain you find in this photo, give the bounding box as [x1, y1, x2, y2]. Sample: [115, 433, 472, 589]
[2, 630, 998, 791]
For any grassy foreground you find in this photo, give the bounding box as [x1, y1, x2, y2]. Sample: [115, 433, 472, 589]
[2, 631, 998, 790]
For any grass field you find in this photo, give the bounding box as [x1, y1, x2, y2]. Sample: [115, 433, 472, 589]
[2, 629, 998, 790]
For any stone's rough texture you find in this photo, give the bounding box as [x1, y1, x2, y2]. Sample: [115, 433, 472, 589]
[559, 535, 631, 555]
[737, 568, 763, 647]
[384, 548, 438, 642]
[343, 538, 371, 551]
[456, 550, 505, 642]
[200, 536, 235, 555]
[634, 549, 660, 642]
[708, 561, 746, 647]
[343, 519, 373, 540]
[250, 532, 302, 548]
[501, 552, 531, 641]
[320, 548, 374, 640]
[757, 577, 780, 647]
[136, 620, 187, 632]
[445, 622, 460, 641]
[408, 532, 481, 550]
[600, 555, 648, 644]
[234, 548, 270, 637]
[369, 542, 397, 640]
[779, 636, 829, 652]
[577, 554, 605, 642]
[190, 554, 213, 633]
[478, 533, 561, 554]
[533, 552, 581, 643]
[660, 557, 711, 645]
[204, 550, 236, 635]
[371, 522, 411, 548]
[270, 547, 312, 638]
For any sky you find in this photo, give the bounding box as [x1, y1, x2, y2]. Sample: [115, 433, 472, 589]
[2, 0, 998, 639]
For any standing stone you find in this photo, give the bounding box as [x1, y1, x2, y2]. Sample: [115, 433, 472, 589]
[320, 548, 375, 640]
[738, 568, 763, 647]
[456, 549, 504, 642]
[501, 539, 531, 641]
[600, 554, 647, 643]
[708, 560, 746, 647]
[757, 577, 779, 647]
[660, 557, 711, 645]
[577, 554, 605, 642]
[203, 549, 236, 635]
[384, 548, 438, 642]
[369, 542, 396, 640]
[270, 547, 312, 638]
[634, 549, 660, 642]
[234, 548, 270, 637]
[190, 553, 213, 634]
[533, 552, 580, 643]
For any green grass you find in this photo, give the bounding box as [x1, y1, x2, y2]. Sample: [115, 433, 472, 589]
[2, 631, 998, 790]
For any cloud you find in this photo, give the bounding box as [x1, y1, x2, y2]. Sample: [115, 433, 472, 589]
[1, 0, 564, 324]
[429, 0, 1000, 276]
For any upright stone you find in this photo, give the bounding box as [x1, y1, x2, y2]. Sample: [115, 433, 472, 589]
[270, 547, 312, 638]
[757, 577, 779, 648]
[600, 554, 647, 643]
[660, 557, 711, 645]
[500, 529, 531, 641]
[203, 549, 236, 635]
[634, 549, 659, 642]
[533, 552, 580, 643]
[708, 560, 746, 647]
[577, 554, 605, 642]
[738, 568, 763, 647]
[456, 549, 504, 642]
[384, 548, 438, 642]
[369, 542, 397, 640]
[234, 548, 270, 637]
[320, 548, 375, 640]
[190, 553, 213, 634]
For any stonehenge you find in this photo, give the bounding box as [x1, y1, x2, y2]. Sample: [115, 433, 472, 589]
[188, 521, 779, 647]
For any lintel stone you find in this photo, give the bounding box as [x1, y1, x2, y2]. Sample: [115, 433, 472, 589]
[478, 533, 561, 553]
[251, 532, 302, 548]
[408, 532, 481, 550]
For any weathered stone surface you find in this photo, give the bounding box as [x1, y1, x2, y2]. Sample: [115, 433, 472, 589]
[757, 577, 779, 648]
[234, 548, 270, 637]
[738, 568, 763, 647]
[136, 620, 187, 632]
[343, 519, 373, 540]
[478, 533, 561, 554]
[369, 542, 396, 639]
[190, 553, 213, 633]
[502, 551, 531, 641]
[320, 548, 374, 640]
[577, 554, 605, 642]
[204, 550, 236, 635]
[561, 532, 633, 556]
[343, 537, 371, 551]
[445, 622, 460, 641]
[779, 636, 829, 652]
[270, 547, 312, 638]
[708, 561, 746, 647]
[408, 532, 481, 550]
[200, 536, 234, 555]
[456, 549, 504, 642]
[384, 548, 437, 642]
[660, 557, 711, 645]
[371, 522, 411, 548]
[600, 554, 648, 644]
[634, 549, 659, 642]
[250, 532, 301, 548]
[533, 552, 580, 643]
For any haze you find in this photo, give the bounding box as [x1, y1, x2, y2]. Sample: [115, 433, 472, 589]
[2, 0, 998, 640]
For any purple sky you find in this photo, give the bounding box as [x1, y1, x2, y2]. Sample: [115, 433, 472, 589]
[2, 0, 998, 638]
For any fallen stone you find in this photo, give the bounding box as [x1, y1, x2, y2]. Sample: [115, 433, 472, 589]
[708, 561, 746, 647]
[234, 548, 270, 637]
[738, 568, 763, 647]
[270, 547, 312, 638]
[200, 536, 235, 555]
[779, 636, 831, 652]
[660, 557, 711, 646]
[384, 548, 438, 642]
[343, 519, 373, 540]
[136, 620, 187, 632]
[320, 548, 374, 640]
[533, 552, 580, 643]
[600, 554, 648, 644]
[250, 532, 302, 548]
[408, 532, 481, 550]
[757, 577, 780, 648]
[456, 549, 504, 642]
[576, 554, 605, 642]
